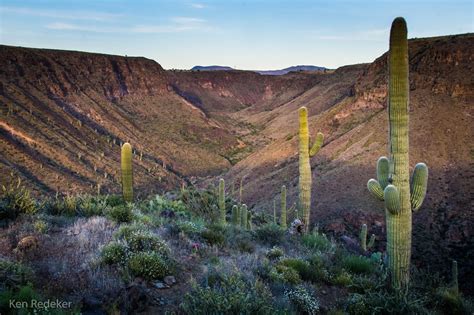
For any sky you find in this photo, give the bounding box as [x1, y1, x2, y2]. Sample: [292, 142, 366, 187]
[1, 1, 473, 70]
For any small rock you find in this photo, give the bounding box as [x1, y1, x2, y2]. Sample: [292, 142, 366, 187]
[163, 276, 176, 286]
[153, 281, 168, 289]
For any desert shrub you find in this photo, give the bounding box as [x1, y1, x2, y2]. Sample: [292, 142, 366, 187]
[266, 247, 284, 260]
[181, 273, 275, 315]
[436, 287, 474, 315]
[42, 194, 82, 216]
[236, 237, 255, 253]
[101, 242, 128, 265]
[176, 219, 206, 236]
[346, 290, 431, 315]
[201, 228, 226, 247]
[179, 187, 236, 222]
[33, 219, 48, 234]
[332, 269, 352, 286]
[270, 264, 301, 285]
[108, 204, 133, 223]
[0, 260, 34, 287]
[0, 284, 39, 313]
[255, 223, 284, 246]
[126, 231, 169, 255]
[301, 232, 332, 252]
[285, 286, 320, 315]
[114, 222, 147, 240]
[278, 258, 321, 282]
[105, 194, 125, 207]
[78, 194, 109, 217]
[147, 194, 187, 215]
[127, 252, 170, 280]
[0, 179, 37, 222]
[342, 255, 375, 274]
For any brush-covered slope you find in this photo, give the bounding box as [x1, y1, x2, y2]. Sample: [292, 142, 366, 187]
[224, 34, 474, 290]
[0, 46, 241, 195]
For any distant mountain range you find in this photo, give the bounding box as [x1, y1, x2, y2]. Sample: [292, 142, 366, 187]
[191, 65, 328, 75]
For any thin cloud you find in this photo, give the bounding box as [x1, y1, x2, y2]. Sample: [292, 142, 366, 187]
[0, 6, 122, 21]
[190, 3, 206, 9]
[45, 17, 209, 34]
[314, 28, 389, 41]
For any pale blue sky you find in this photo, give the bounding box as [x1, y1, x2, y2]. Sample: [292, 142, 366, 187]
[1, 1, 472, 69]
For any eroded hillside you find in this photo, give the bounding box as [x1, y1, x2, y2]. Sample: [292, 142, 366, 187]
[0, 34, 473, 292]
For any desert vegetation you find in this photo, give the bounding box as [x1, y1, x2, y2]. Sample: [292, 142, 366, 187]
[1, 16, 473, 315]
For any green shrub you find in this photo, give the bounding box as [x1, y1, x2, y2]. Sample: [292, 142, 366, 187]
[101, 242, 128, 265]
[181, 273, 275, 315]
[278, 258, 319, 282]
[437, 287, 474, 315]
[33, 219, 48, 234]
[301, 232, 332, 252]
[346, 290, 431, 315]
[0, 179, 37, 222]
[78, 195, 109, 217]
[127, 252, 170, 280]
[332, 269, 352, 286]
[255, 223, 285, 246]
[147, 195, 187, 215]
[266, 247, 284, 260]
[176, 220, 206, 236]
[105, 194, 125, 207]
[201, 229, 226, 247]
[270, 265, 301, 285]
[285, 286, 320, 315]
[114, 222, 147, 240]
[179, 187, 236, 221]
[0, 284, 41, 313]
[342, 255, 375, 274]
[126, 231, 169, 255]
[108, 204, 133, 223]
[0, 260, 34, 287]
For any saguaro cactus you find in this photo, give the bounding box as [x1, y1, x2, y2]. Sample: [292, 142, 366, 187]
[298, 106, 324, 232]
[452, 260, 459, 295]
[121, 142, 133, 202]
[367, 17, 428, 292]
[359, 224, 375, 252]
[232, 205, 240, 226]
[280, 185, 287, 229]
[218, 178, 226, 224]
[240, 204, 248, 229]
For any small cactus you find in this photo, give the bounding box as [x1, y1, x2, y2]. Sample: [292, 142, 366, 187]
[240, 204, 248, 229]
[121, 142, 133, 202]
[218, 178, 226, 224]
[359, 224, 375, 252]
[239, 175, 246, 203]
[281, 185, 287, 229]
[452, 260, 459, 295]
[247, 211, 253, 230]
[232, 205, 240, 226]
[273, 199, 277, 224]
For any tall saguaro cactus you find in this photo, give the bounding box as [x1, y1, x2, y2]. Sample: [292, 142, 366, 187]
[367, 17, 428, 292]
[121, 142, 133, 202]
[298, 106, 324, 232]
[218, 178, 226, 224]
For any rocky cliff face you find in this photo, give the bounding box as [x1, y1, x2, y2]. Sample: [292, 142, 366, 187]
[0, 46, 240, 195]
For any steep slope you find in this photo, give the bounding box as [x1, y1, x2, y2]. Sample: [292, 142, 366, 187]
[0, 46, 240, 195]
[223, 34, 474, 292]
